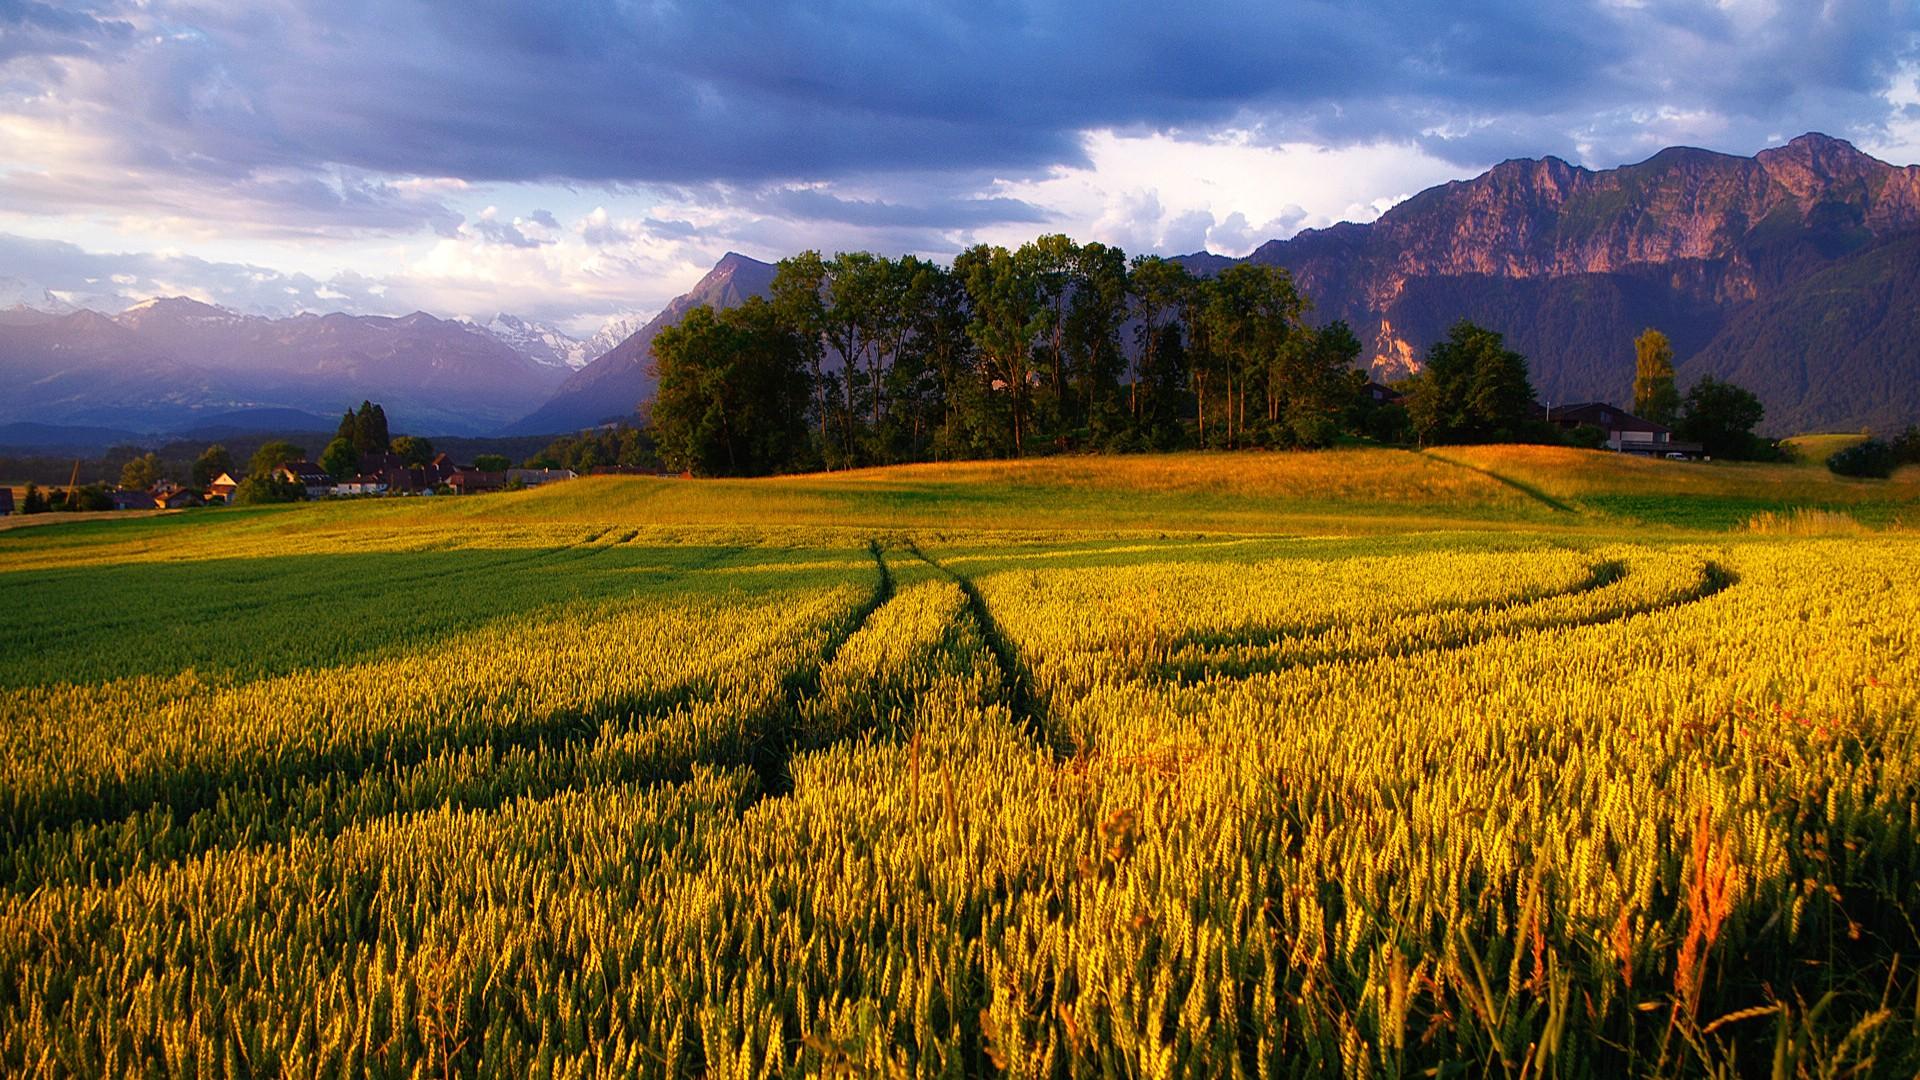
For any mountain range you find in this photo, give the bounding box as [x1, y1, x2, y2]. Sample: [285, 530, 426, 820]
[2, 132, 1916, 442]
[1219, 132, 1920, 432]
[0, 301, 637, 437]
[468, 313, 643, 373]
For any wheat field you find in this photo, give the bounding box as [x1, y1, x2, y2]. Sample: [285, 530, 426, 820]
[2, 453, 1917, 1076]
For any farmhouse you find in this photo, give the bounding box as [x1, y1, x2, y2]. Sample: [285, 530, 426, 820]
[207, 472, 239, 503]
[154, 488, 202, 509]
[507, 468, 578, 487]
[274, 461, 336, 499]
[332, 475, 389, 496]
[1542, 402, 1706, 458]
[112, 490, 157, 511]
[447, 468, 507, 495]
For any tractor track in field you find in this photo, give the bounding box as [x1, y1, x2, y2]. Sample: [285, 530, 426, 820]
[0, 539, 893, 890]
[904, 539, 1071, 760]
[1420, 449, 1580, 515]
[747, 540, 895, 800]
[1159, 558, 1737, 683]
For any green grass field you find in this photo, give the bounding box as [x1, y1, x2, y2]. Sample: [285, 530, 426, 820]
[2, 448, 1918, 1076]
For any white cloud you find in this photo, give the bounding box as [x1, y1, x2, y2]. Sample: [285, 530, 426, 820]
[979, 130, 1472, 256]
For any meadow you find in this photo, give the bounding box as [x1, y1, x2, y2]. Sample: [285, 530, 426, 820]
[1, 446, 1917, 1077]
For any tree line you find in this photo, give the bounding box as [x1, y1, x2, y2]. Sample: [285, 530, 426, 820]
[644, 235, 1796, 477]
[648, 237, 1400, 475]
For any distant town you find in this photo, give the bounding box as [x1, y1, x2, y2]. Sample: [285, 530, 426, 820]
[0, 401, 666, 517]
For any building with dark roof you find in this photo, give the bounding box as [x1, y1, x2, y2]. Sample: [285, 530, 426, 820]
[274, 462, 335, 499]
[1542, 402, 1705, 458]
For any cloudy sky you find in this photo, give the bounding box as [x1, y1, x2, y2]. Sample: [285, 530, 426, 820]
[3, 0, 1918, 334]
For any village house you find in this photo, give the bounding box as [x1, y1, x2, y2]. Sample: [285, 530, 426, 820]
[1541, 402, 1706, 459]
[154, 488, 202, 509]
[506, 467, 578, 487]
[274, 461, 336, 499]
[332, 475, 389, 496]
[207, 472, 239, 503]
[1362, 381, 1403, 405]
[447, 468, 507, 495]
[112, 490, 157, 511]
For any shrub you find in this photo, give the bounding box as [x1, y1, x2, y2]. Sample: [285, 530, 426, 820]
[1828, 438, 1898, 479]
[233, 475, 304, 505]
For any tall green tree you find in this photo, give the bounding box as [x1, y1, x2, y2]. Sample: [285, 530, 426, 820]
[1405, 321, 1536, 445]
[1127, 256, 1194, 447]
[771, 250, 832, 458]
[651, 299, 811, 476]
[1204, 264, 1306, 448]
[1677, 376, 1766, 459]
[320, 438, 359, 479]
[351, 401, 390, 455]
[1023, 234, 1079, 448]
[247, 441, 306, 478]
[1065, 241, 1130, 444]
[909, 263, 979, 460]
[190, 444, 234, 488]
[955, 244, 1045, 456]
[1280, 321, 1363, 448]
[1632, 328, 1679, 424]
[823, 252, 887, 466]
[119, 452, 163, 491]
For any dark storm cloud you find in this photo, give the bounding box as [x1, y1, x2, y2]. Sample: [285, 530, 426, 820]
[763, 189, 1053, 229]
[2, 0, 1916, 268]
[5, 0, 1916, 196]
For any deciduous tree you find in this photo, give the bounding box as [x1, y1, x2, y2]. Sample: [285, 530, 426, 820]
[1633, 328, 1679, 424]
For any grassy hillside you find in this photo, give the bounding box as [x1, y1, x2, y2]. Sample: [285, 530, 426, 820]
[9, 447, 1914, 572]
[1782, 432, 1871, 465]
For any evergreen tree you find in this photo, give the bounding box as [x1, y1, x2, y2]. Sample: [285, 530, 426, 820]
[351, 401, 390, 455]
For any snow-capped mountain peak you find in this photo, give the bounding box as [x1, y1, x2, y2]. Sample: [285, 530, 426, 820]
[573, 314, 646, 366]
[473, 312, 647, 370]
[470, 313, 584, 370]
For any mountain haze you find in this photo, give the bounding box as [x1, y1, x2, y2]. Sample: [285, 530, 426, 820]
[0, 299, 569, 435]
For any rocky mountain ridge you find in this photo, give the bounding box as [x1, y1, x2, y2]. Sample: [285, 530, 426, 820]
[1222, 132, 1920, 430]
